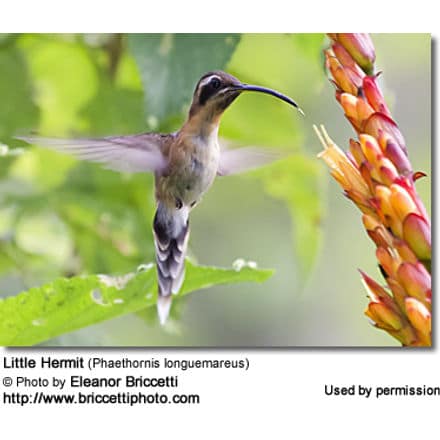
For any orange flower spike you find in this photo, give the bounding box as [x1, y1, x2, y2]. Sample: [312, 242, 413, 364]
[321, 34, 431, 346]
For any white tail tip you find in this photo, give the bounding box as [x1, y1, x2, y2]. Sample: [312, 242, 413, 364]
[157, 295, 172, 326]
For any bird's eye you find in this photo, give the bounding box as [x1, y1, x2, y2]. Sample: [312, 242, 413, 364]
[210, 77, 221, 89]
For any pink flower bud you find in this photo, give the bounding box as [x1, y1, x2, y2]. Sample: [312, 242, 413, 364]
[403, 213, 431, 261]
[363, 75, 391, 117]
[335, 33, 376, 74]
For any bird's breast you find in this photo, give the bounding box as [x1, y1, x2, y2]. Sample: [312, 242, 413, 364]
[160, 135, 220, 207]
[180, 138, 219, 201]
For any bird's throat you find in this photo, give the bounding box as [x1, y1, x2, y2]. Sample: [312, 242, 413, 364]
[182, 109, 221, 143]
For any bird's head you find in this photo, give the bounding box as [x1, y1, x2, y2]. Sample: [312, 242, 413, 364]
[188, 70, 303, 126]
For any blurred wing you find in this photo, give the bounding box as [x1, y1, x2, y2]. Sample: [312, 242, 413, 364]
[16, 133, 169, 174]
[217, 147, 284, 176]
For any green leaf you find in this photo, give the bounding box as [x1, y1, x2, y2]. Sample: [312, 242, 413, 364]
[0, 261, 273, 346]
[127, 34, 240, 125]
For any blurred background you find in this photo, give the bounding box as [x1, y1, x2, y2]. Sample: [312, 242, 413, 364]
[0, 34, 431, 346]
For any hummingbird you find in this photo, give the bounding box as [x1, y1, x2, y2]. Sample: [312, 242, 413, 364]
[17, 71, 303, 325]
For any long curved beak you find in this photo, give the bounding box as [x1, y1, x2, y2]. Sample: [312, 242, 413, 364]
[233, 84, 304, 116]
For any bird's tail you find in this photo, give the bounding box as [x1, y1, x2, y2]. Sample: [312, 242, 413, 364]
[153, 202, 190, 325]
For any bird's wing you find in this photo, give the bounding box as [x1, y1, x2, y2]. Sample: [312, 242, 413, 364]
[16, 133, 170, 174]
[217, 146, 285, 176]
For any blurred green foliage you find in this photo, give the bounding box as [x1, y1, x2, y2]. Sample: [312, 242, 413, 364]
[128, 34, 240, 125]
[0, 33, 326, 345]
